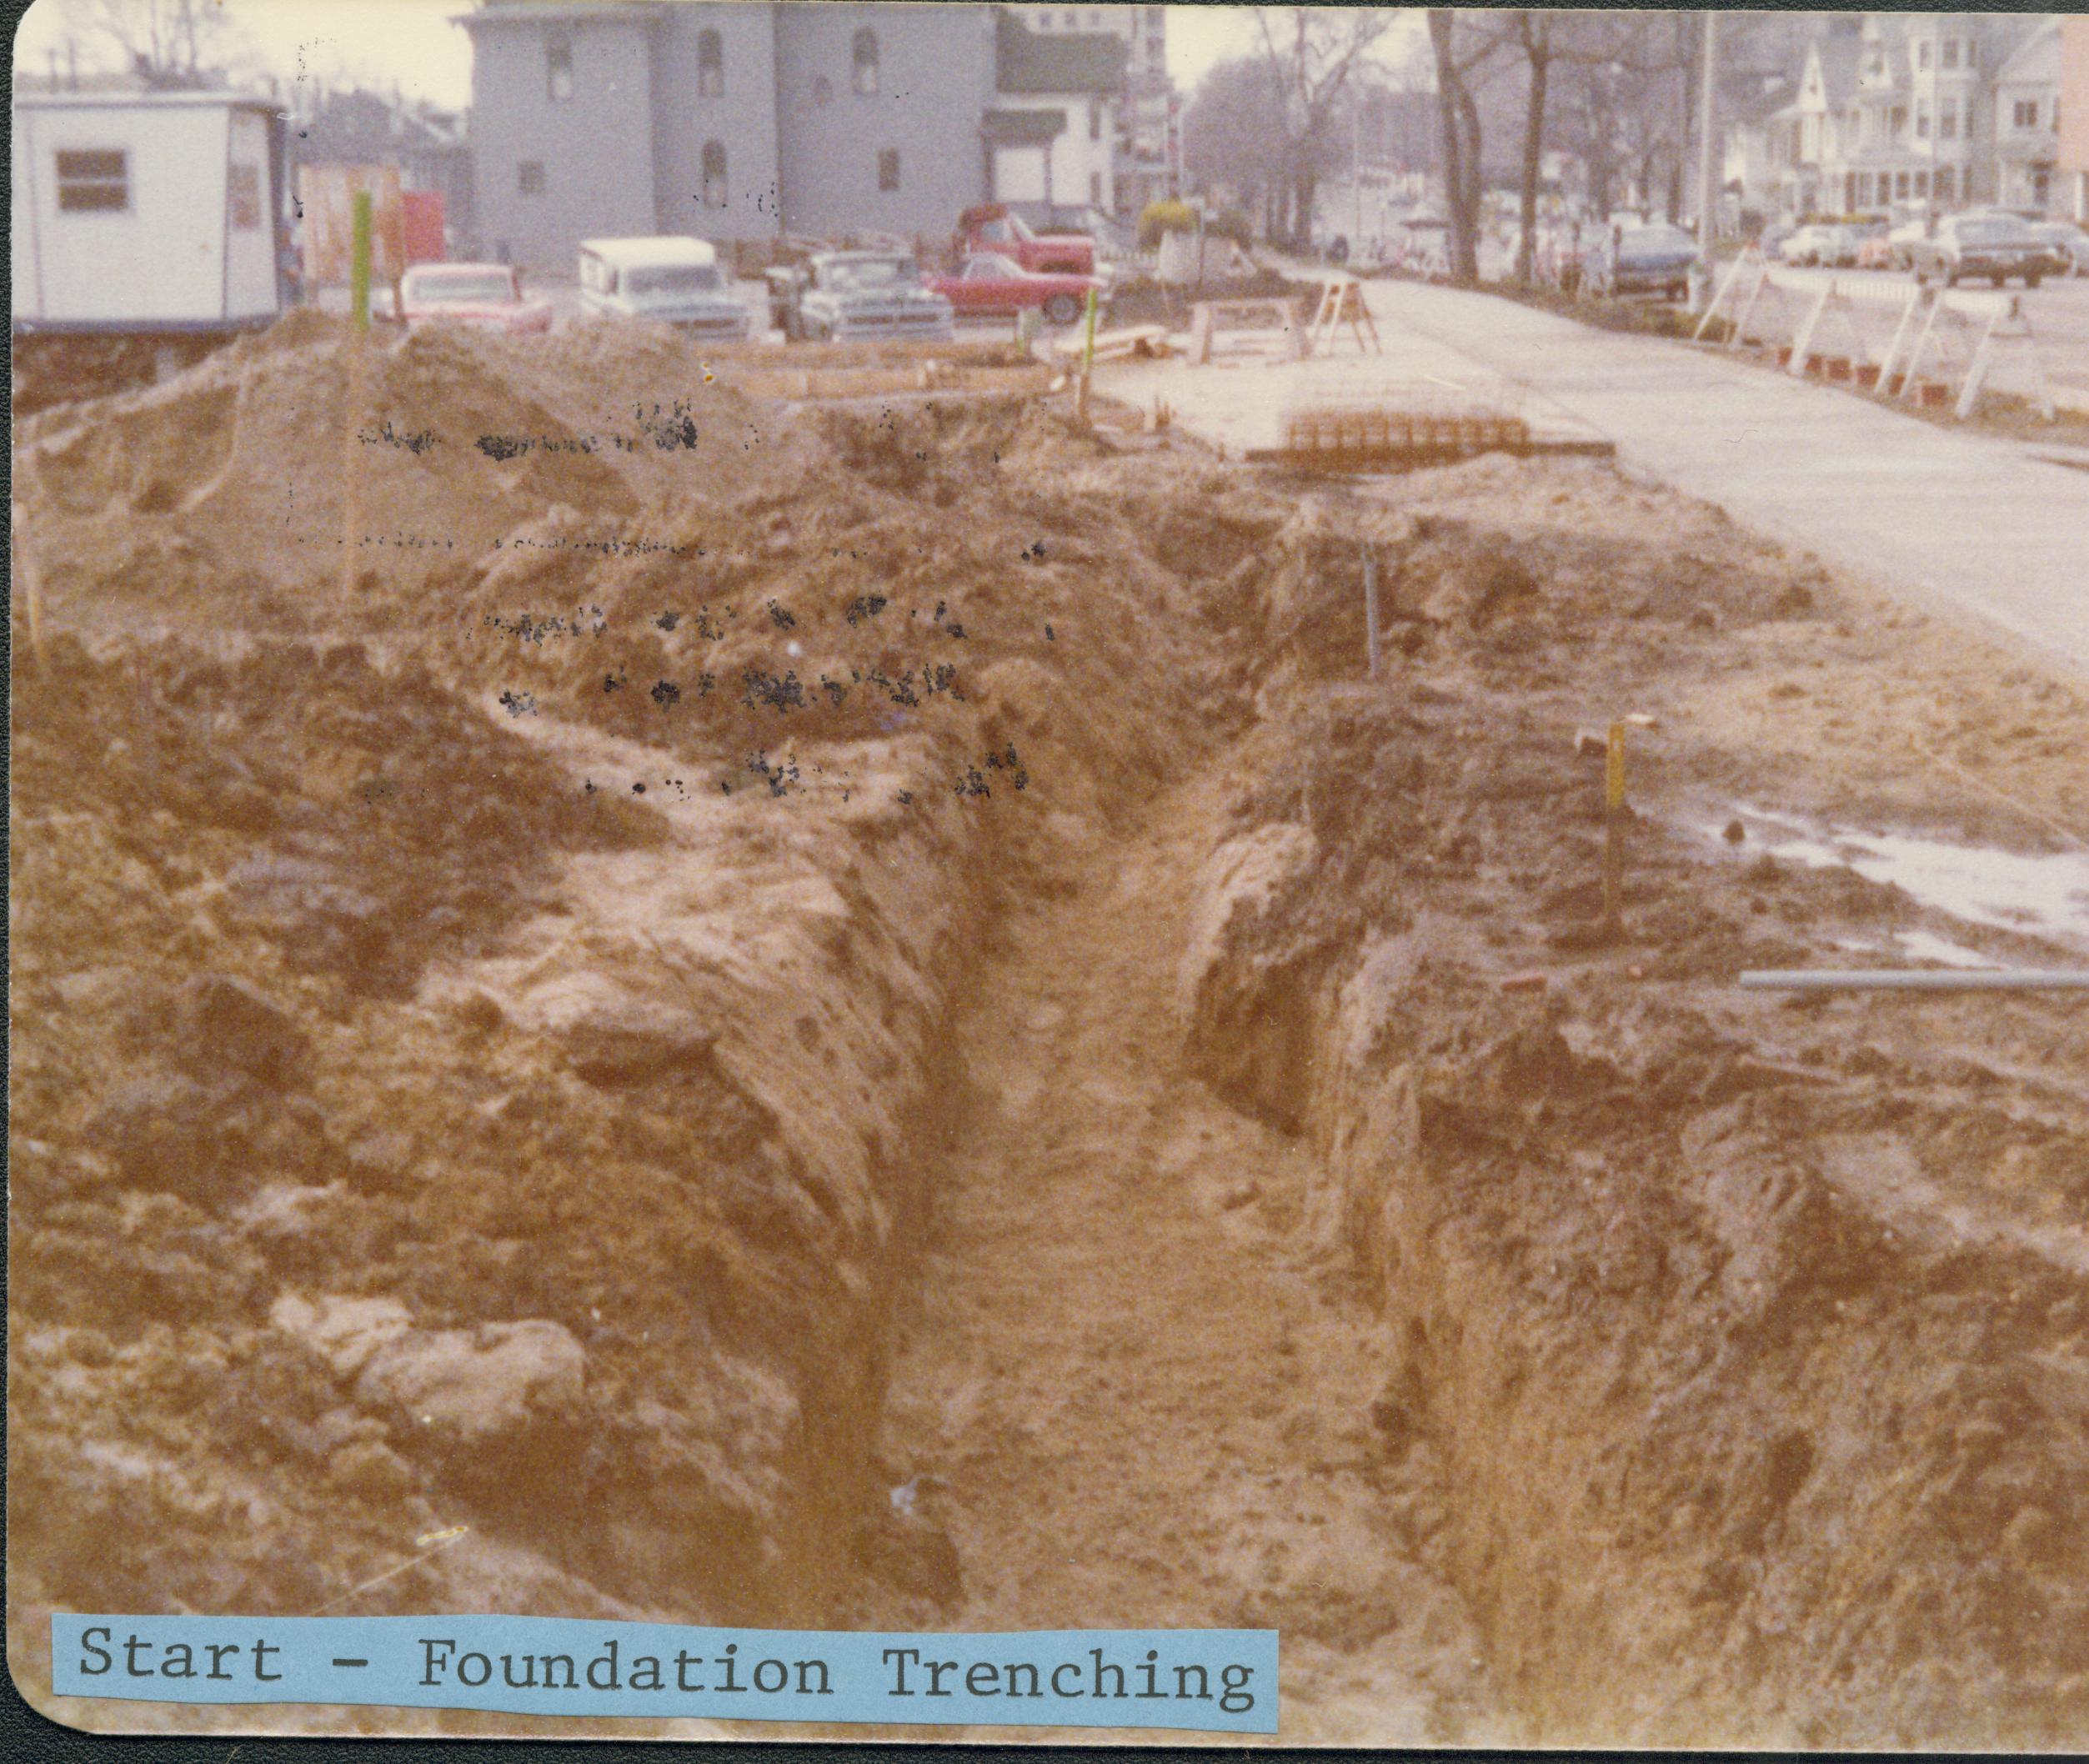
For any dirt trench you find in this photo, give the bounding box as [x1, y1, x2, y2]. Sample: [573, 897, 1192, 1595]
[19, 319, 2089, 1746]
[855, 763, 1507, 1746]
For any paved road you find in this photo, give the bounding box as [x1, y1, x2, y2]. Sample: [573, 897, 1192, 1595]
[1360, 278, 2089, 676]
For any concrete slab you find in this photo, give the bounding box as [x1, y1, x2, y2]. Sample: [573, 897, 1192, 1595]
[1095, 324, 1611, 464]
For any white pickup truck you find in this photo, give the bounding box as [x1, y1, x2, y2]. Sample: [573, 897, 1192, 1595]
[577, 236, 753, 341]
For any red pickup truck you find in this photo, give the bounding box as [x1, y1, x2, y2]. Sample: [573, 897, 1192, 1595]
[954, 204, 1095, 277]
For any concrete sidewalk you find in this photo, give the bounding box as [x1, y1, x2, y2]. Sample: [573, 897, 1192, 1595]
[1359, 280, 2089, 676]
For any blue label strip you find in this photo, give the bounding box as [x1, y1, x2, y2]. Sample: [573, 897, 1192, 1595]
[50, 1616, 1279, 1733]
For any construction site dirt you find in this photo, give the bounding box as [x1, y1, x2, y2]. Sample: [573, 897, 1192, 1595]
[12, 315, 2089, 1747]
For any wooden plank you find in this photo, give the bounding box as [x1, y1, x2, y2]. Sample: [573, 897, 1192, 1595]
[1693, 251, 1751, 343]
[1955, 309, 2001, 420]
[1786, 284, 1831, 378]
[1876, 290, 1921, 390]
[1729, 264, 1768, 351]
[2016, 311, 2056, 423]
[1052, 323, 1166, 360]
[1898, 295, 1946, 401]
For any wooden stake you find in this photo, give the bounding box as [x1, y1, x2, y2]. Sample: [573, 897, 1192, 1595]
[13, 501, 46, 674]
[1076, 285, 1099, 423]
[1603, 720, 1626, 928]
[338, 189, 376, 604]
[341, 329, 369, 604]
[349, 188, 373, 334]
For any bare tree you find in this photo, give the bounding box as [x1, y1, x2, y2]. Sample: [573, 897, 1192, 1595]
[1426, 9, 1507, 284]
[55, 0, 248, 88]
[1545, 13, 1693, 222]
[1250, 7, 1394, 247]
[1183, 56, 1289, 233]
[1510, 11, 1554, 284]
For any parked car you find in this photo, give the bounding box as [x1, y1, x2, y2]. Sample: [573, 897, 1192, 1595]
[1886, 215, 1935, 269]
[397, 263, 552, 334]
[1779, 223, 1860, 268]
[954, 203, 1095, 277]
[1602, 223, 1698, 298]
[1387, 214, 1452, 278]
[769, 250, 954, 343]
[1008, 201, 1136, 263]
[925, 253, 1104, 326]
[2026, 220, 2089, 277]
[1904, 214, 2054, 288]
[577, 236, 752, 340]
[1846, 213, 1895, 268]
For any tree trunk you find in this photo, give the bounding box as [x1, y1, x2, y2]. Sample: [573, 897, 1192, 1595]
[1428, 11, 1479, 285]
[1453, 81, 1484, 283]
[1671, 12, 1697, 225]
[1516, 33, 1550, 285]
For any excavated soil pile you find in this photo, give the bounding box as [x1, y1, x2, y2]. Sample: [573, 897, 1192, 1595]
[1177, 459, 2089, 1747]
[8, 318, 1269, 1731]
[17, 311, 2089, 1749]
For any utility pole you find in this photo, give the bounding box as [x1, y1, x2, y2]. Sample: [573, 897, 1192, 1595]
[1352, 91, 1363, 250]
[1693, 9, 1719, 310]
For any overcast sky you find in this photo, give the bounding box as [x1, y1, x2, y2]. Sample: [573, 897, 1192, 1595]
[18, 2, 1424, 113]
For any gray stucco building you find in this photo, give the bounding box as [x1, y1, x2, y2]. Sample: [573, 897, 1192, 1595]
[461, 1, 1001, 268]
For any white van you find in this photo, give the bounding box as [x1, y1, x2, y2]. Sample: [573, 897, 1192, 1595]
[577, 236, 751, 340]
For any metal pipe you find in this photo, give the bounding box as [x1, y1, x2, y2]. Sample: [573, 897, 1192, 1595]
[1363, 552, 1379, 679]
[1740, 970, 2089, 991]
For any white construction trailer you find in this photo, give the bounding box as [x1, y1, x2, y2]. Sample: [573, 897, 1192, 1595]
[13, 91, 293, 405]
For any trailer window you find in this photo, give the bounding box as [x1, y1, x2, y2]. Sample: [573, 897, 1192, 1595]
[56, 149, 128, 213]
[228, 164, 261, 230]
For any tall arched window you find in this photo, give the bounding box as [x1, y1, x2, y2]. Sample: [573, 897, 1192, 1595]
[851, 28, 879, 96]
[697, 28, 724, 98]
[701, 140, 728, 210]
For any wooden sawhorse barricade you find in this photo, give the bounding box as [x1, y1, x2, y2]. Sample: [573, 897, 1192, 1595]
[1884, 285, 2051, 421]
[1305, 276, 1383, 358]
[1695, 253, 2053, 421]
[1187, 297, 1308, 366]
